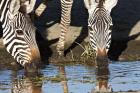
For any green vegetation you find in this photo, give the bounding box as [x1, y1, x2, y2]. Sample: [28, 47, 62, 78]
[75, 42, 96, 63]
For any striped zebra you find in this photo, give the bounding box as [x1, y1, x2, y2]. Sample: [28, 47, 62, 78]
[0, 0, 40, 72]
[84, 0, 118, 63]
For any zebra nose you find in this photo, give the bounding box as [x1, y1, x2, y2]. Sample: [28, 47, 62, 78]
[97, 48, 107, 57]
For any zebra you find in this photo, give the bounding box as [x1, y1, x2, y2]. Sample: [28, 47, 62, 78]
[84, 0, 118, 63]
[0, 0, 41, 72]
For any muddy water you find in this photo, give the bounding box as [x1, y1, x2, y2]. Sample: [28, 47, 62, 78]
[0, 61, 140, 93]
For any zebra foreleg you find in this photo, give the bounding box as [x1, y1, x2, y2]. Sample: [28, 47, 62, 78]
[57, 24, 70, 57]
[57, 0, 73, 57]
[57, 35, 65, 57]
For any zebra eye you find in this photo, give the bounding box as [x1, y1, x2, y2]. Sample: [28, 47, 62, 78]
[88, 26, 93, 31]
[16, 30, 24, 35]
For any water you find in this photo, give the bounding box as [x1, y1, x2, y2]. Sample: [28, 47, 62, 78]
[0, 61, 140, 93]
[110, 61, 140, 92]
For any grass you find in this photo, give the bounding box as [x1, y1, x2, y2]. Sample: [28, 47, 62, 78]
[75, 42, 96, 63]
[70, 49, 75, 61]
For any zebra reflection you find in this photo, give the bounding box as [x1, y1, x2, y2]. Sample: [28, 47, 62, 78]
[92, 61, 111, 93]
[11, 71, 42, 93]
[59, 66, 69, 93]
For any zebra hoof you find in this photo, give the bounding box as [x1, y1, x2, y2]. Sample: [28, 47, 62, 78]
[58, 51, 64, 57]
[56, 52, 67, 62]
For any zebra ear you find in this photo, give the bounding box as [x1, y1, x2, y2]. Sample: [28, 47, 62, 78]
[84, 0, 90, 9]
[9, 0, 20, 16]
[84, 0, 94, 9]
[104, 0, 118, 12]
[84, 0, 98, 13]
[20, 0, 36, 14]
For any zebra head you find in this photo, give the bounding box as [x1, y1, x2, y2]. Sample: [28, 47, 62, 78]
[84, 0, 118, 62]
[2, 0, 40, 72]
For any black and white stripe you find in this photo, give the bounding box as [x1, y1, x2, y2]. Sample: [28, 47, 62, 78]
[57, 0, 73, 56]
[0, 0, 40, 71]
[88, 7, 112, 52]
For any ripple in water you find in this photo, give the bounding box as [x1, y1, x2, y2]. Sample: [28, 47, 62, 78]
[0, 61, 140, 93]
[110, 61, 140, 92]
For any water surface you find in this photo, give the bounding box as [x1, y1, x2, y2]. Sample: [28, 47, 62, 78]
[0, 61, 140, 93]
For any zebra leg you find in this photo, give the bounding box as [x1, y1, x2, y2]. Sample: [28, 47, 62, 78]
[57, 0, 73, 57]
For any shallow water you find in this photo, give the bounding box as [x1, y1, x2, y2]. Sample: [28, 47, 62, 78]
[0, 61, 140, 93]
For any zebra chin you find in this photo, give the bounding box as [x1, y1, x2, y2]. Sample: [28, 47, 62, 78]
[23, 60, 41, 73]
[95, 48, 109, 67]
[24, 61, 40, 74]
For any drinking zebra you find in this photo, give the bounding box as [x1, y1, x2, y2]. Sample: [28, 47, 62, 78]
[84, 0, 118, 63]
[0, 0, 40, 72]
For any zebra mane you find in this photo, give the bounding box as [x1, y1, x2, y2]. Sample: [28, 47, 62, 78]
[96, 0, 105, 8]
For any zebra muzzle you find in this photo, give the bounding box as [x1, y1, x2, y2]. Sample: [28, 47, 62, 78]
[24, 47, 41, 73]
[30, 47, 41, 62]
[96, 48, 109, 66]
